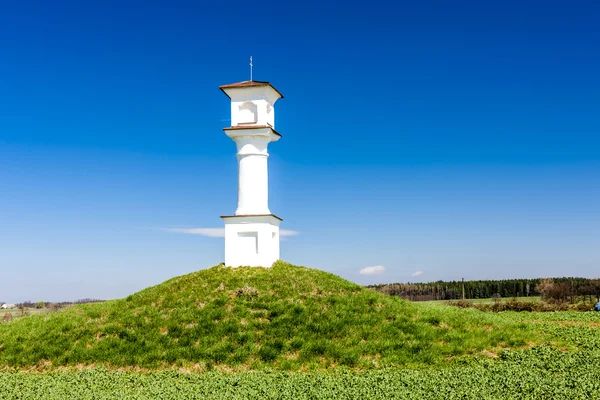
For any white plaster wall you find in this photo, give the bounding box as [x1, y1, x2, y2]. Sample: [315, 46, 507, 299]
[224, 128, 279, 215]
[223, 215, 281, 267]
[225, 86, 281, 128]
[234, 135, 270, 215]
[237, 153, 269, 215]
[231, 99, 275, 127]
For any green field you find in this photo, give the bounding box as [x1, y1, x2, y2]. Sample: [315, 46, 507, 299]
[0, 308, 48, 319]
[0, 263, 599, 398]
[430, 296, 542, 304]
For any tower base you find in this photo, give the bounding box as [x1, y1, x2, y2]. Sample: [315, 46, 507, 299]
[221, 214, 282, 268]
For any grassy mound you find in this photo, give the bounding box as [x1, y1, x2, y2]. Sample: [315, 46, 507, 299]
[0, 262, 538, 371]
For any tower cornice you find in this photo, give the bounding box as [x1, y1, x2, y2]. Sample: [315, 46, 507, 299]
[223, 125, 282, 138]
[221, 214, 283, 222]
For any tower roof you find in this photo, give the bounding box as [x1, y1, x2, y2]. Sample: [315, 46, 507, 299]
[219, 80, 284, 99]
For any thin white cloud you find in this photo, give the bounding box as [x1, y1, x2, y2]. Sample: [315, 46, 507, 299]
[412, 270, 424, 277]
[359, 265, 385, 275]
[159, 227, 299, 238]
[161, 228, 225, 237]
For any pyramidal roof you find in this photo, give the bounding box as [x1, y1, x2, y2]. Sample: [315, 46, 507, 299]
[219, 80, 284, 98]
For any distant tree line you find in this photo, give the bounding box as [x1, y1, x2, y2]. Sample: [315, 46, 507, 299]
[368, 278, 600, 302]
[537, 278, 600, 303]
[16, 298, 104, 311]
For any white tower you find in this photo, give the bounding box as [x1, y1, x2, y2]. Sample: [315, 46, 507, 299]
[220, 80, 284, 267]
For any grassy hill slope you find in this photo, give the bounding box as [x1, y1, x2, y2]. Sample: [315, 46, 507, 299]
[0, 262, 538, 371]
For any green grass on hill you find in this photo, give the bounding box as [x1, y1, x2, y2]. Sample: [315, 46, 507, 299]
[0, 262, 540, 371]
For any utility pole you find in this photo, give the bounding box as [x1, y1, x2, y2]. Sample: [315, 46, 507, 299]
[462, 278, 465, 300]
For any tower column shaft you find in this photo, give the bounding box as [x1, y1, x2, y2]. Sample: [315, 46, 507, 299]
[236, 152, 269, 215]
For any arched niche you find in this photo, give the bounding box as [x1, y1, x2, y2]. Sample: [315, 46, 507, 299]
[238, 101, 258, 125]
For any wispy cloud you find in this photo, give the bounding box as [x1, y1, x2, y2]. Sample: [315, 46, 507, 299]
[159, 227, 299, 238]
[359, 265, 386, 275]
[412, 270, 424, 277]
[161, 228, 225, 237]
[279, 230, 299, 237]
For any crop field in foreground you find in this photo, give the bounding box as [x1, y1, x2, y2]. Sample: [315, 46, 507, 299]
[1, 310, 599, 399]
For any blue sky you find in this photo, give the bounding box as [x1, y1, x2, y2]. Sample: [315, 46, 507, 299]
[1, 0, 599, 302]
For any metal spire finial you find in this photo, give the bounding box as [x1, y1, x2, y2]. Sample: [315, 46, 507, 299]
[250, 56, 253, 81]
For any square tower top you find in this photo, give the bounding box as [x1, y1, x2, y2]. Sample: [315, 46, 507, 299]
[220, 81, 284, 128]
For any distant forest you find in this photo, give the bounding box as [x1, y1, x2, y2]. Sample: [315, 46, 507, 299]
[368, 277, 600, 302]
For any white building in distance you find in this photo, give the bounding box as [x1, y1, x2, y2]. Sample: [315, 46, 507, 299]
[219, 80, 284, 268]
